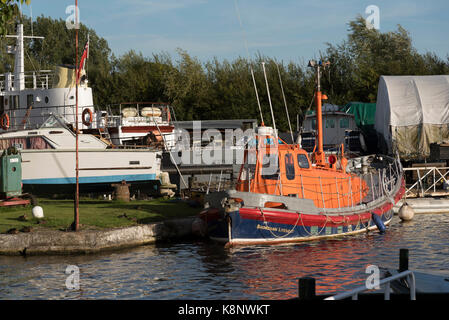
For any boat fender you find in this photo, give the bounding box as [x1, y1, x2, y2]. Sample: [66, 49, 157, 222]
[1, 113, 10, 130]
[82, 108, 93, 126]
[32, 206, 44, 219]
[371, 212, 386, 233]
[398, 203, 414, 221]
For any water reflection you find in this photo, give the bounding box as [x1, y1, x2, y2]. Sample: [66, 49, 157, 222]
[224, 215, 449, 299]
[227, 236, 382, 299]
[0, 215, 448, 299]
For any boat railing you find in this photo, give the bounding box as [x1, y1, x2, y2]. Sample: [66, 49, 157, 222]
[324, 270, 416, 300]
[235, 155, 402, 210]
[402, 166, 449, 198]
[0, 70, 54, 91]
[4, 107, 88, 131]
[102, 102, 173, 126]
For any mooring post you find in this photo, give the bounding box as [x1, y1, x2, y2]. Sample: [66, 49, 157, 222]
[298, 277, 316, 300]
[399, 248, 409, 272]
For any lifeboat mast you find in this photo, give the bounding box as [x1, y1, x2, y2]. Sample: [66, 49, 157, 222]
[308, 60, 330, 167]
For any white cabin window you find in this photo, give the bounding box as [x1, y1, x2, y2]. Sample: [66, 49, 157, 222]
[0, 137, 52, 150]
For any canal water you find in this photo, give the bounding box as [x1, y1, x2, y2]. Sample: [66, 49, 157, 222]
[0, 214, 448, 299]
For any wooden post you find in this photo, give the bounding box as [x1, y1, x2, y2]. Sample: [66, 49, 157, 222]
[298, 277, 316, 300]
[399, 248, 409, 272]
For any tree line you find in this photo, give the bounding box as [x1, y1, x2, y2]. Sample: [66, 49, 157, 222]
[1, 15, 448, 131]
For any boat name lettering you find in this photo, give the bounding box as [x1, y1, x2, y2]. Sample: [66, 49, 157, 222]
[256, 224, 290, 233]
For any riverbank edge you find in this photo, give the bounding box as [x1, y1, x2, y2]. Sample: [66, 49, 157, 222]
[0, 217, 203, 256]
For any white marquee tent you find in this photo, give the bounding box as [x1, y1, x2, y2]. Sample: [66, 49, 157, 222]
[374, 75, 449, 159]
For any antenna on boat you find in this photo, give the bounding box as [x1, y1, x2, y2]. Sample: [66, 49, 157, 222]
[261, 61, 277, 141]
[4, 24, 44, 92]
[30, 5, 33, 37]
[276, 62, 294, 143]
[250, 67, 264, 125]
[308, 59, 330, 167]
[233, 0, 264, 125]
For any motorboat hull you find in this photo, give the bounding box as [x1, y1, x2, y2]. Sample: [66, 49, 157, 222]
[19, 148, 161, 195]
[201, 158, 405, 246]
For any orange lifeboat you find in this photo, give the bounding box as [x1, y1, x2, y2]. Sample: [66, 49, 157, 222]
[199, 60, 405, 246]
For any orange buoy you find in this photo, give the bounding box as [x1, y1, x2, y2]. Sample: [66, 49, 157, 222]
[1, 113, 10, 130]
[82, 108, 93, 126]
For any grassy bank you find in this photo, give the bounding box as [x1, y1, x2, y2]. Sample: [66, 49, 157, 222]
[0, 198, 203, 234]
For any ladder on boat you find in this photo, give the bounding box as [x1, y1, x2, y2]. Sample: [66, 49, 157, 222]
[98, 127, 112, 144]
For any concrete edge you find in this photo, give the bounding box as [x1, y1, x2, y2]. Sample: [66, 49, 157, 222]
[0, 217, 204, 256]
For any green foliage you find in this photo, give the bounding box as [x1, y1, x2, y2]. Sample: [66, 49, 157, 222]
[163, 52, 312, 129]
[109, 50, 174, 107]
[1, 14, 448, 131]
[320, 16, 449, 104]
[164, 49, 211, 120]
[0, 0, 30, 35]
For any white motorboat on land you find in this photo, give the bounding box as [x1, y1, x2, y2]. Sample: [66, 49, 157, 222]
[0, 115, 162, 194]
[0, 24, 168, 194]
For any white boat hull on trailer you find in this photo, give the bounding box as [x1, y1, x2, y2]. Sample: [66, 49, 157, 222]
[20, 148, 161, 194]
[0, 115, 162, 195]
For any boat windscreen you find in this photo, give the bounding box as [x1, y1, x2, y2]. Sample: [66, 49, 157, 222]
[297, 154, 310, 169]
[40, 114, 71, 130]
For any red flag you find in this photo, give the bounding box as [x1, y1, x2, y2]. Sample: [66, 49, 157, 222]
[77, 40, 89, 82]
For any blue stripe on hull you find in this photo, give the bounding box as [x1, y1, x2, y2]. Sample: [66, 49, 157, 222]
[207, 210, 394, 244]
[22, 174, 158, 185]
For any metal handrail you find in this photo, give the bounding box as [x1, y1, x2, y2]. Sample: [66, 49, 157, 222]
[403, 166, 449, 196]
[234, 157, 402, 209]
[324, 270, 416, 300]
[1, 70, 55, 90]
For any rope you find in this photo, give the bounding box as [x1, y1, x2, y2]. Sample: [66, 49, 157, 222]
[262, 61, 277, 139]
[326, 215, 348, 225]
[384, 208, 394, 221]
[233, 0, 264, 124]
[256, 207, 382, 239]
[250, 68, 264, 124]
[358, 213, 371, 231]
[240, 168, 398, 203]
[259, 207, 301, 239]
[153, 116, 188, 189]
[299, 212, 328, 236]
[276, 63, 294, 142]
[381, 170, 395, 204]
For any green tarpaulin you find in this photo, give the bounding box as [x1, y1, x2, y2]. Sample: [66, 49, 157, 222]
[341, 102, 376, 128]
[341, 102, 377, 152]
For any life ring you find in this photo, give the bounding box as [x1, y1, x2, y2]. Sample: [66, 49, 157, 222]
[1, 114, 10, 130]
[82, 108, 93, 126]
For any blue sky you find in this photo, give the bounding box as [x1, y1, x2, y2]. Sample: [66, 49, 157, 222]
[23, 0, 449, 63]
